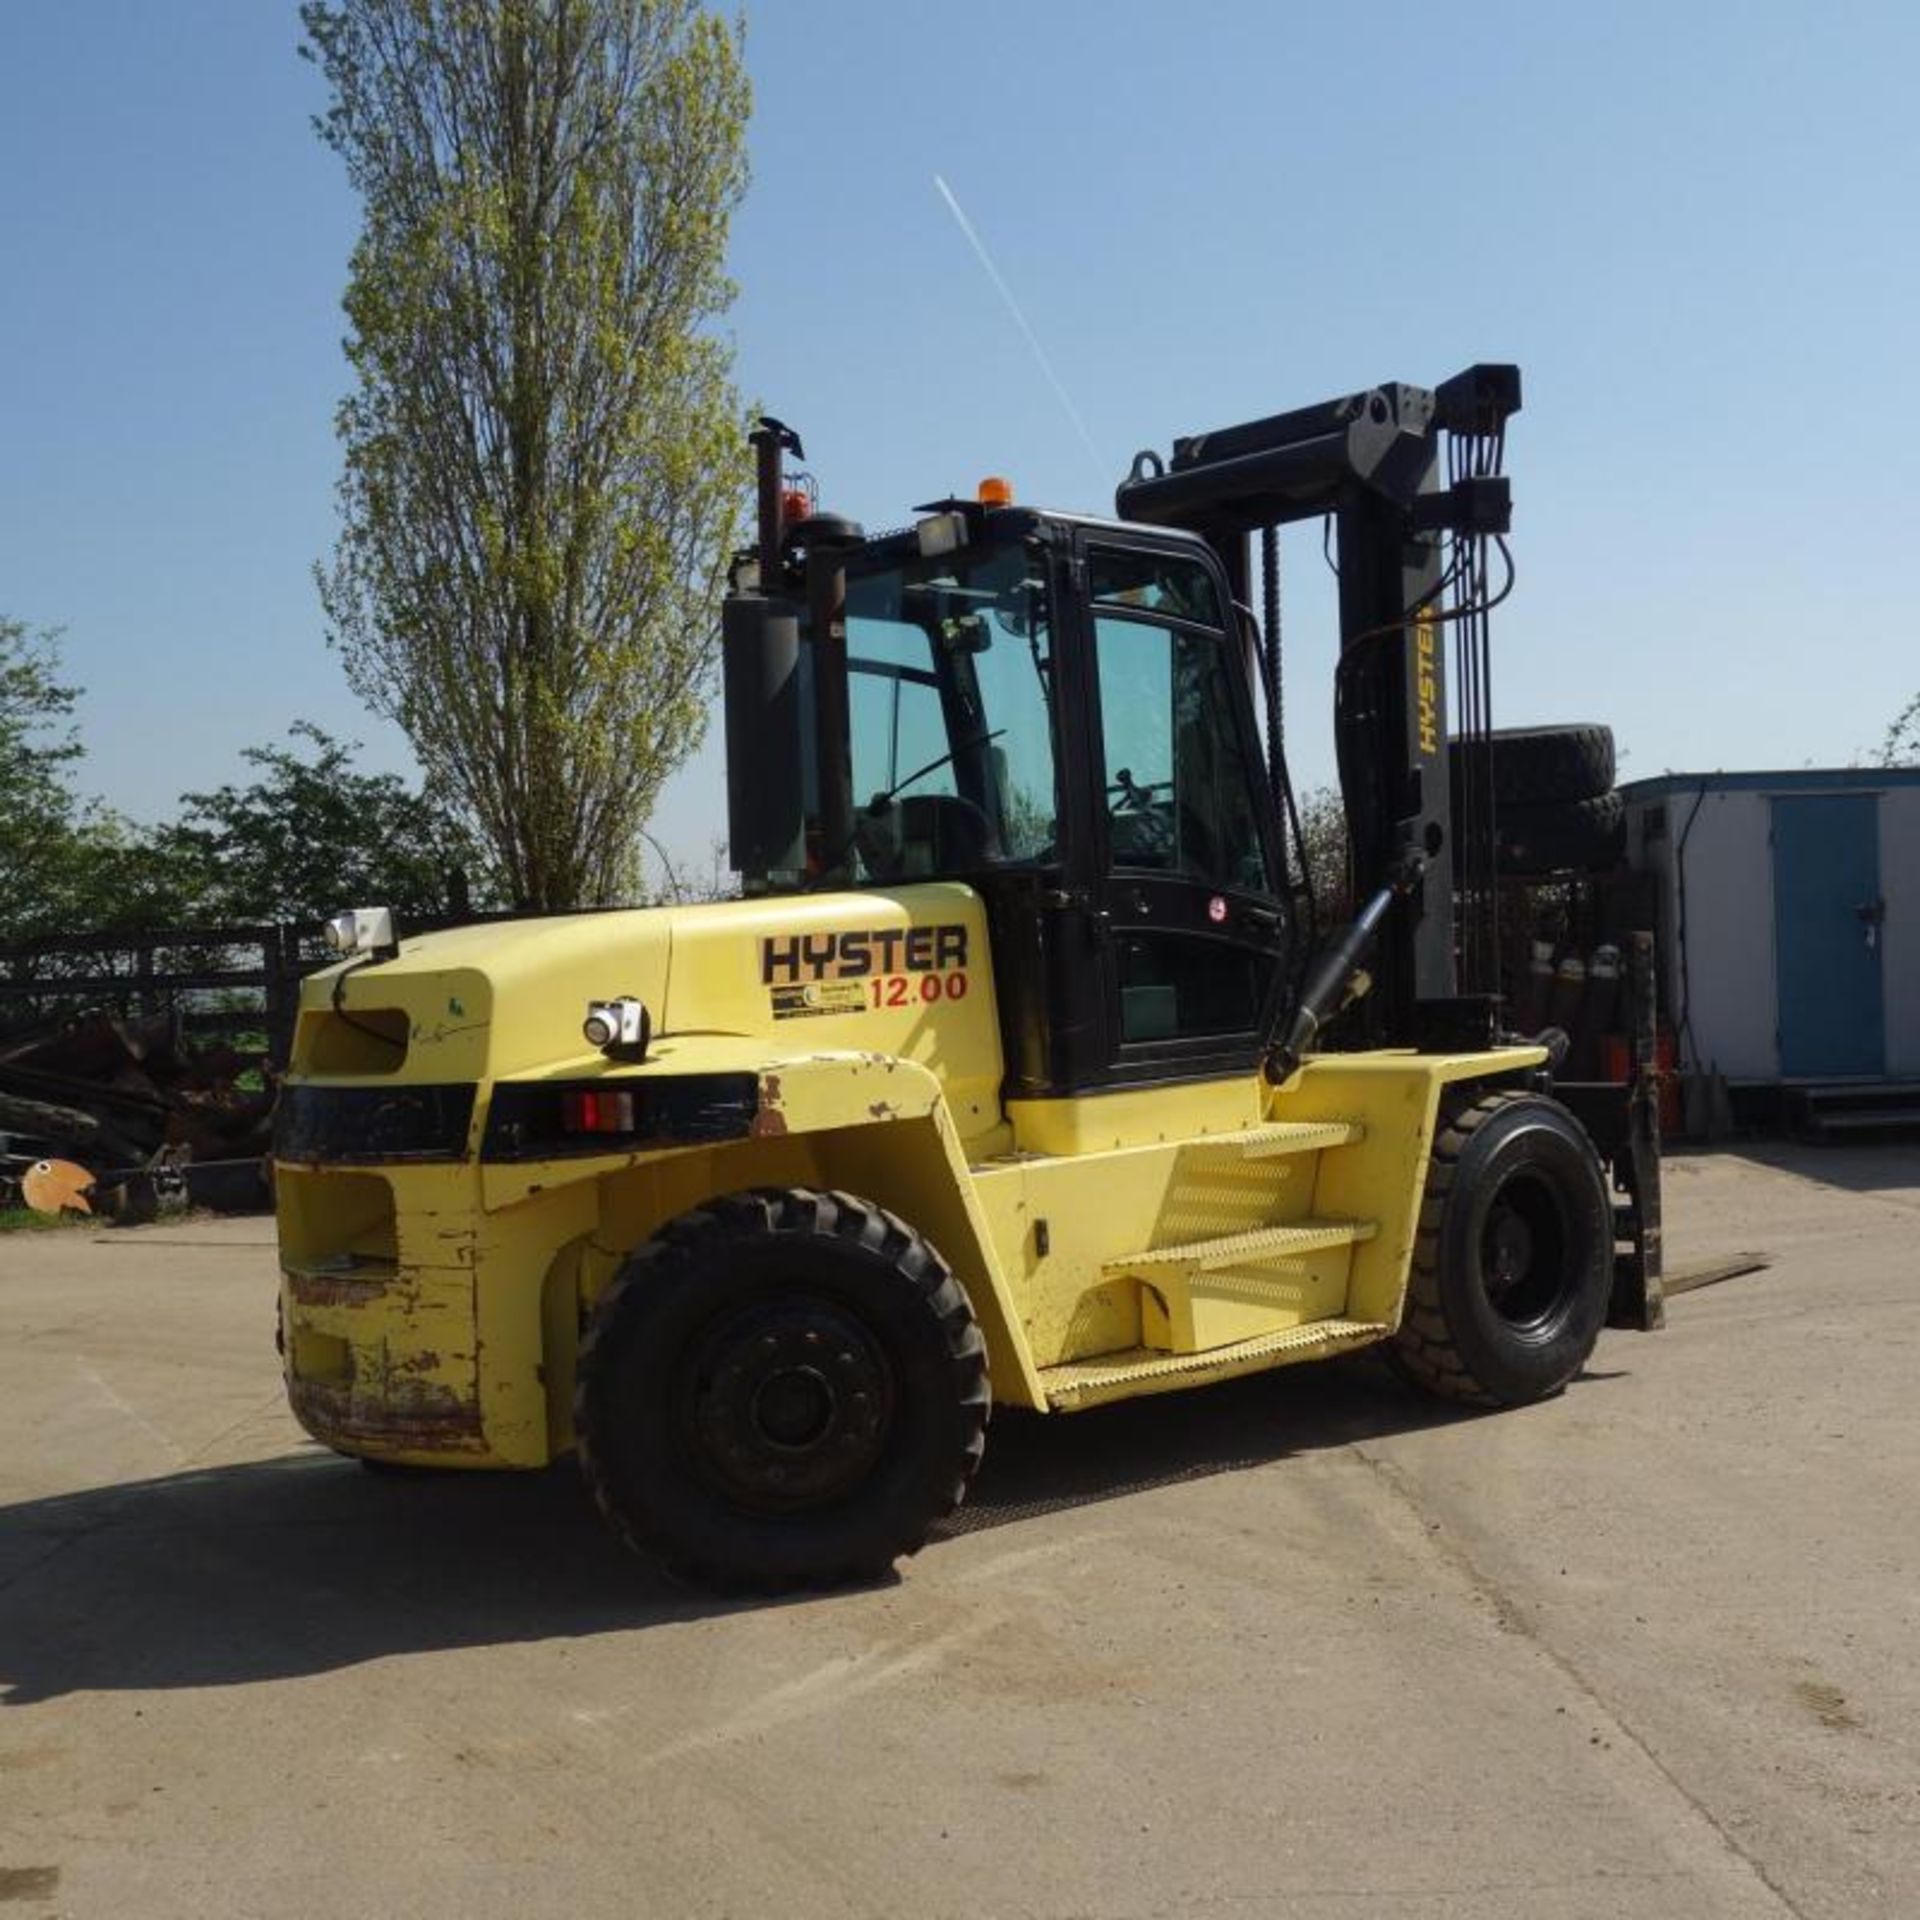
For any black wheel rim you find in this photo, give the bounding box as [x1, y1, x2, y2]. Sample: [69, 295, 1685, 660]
[682, 1295, 894, 1514]
[1480, 1168, 1577, 1338]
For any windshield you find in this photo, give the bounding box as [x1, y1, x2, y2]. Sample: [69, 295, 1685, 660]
[824, 539, 1059, 883]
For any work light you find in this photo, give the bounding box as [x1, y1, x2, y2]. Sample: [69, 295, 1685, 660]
[323, 906, 397, 959]
[583, 996, 651, 1062]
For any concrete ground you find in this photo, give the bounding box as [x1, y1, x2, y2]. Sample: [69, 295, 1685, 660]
[1, 1145, 1916, 1920]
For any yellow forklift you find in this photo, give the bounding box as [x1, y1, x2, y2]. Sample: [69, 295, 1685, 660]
[274, 364, 1662, 1589]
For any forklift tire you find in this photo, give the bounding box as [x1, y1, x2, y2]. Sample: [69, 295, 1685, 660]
[574, 1188, 990, 1592]
[1390, 1092, 1613, 1409]
[1494, 790, 1625, 875]
[1450, 723, 1615, 808]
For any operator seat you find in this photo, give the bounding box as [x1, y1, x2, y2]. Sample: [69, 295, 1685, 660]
[861, 793, 1001, 880]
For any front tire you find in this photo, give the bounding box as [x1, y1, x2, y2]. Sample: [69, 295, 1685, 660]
[574, 1188, 989, 1592]
[1392, 1093, 1613, 1407]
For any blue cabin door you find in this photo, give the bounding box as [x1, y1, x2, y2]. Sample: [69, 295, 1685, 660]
[1771, 794, 1885, 1078]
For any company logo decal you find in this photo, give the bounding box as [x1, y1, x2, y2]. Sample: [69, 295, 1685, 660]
[762, 925, 971, 1019]
[761, 925, 968, 983]
[1415, 618, 1439, 756]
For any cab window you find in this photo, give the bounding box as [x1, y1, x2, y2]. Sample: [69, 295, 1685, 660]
[1089, 549, 1224, 628]
[1092, 616, 1271, 897]
[839, 541, 1059, 877]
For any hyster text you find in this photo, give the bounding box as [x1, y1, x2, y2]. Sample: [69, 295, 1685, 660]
[762, 924, 969, 984]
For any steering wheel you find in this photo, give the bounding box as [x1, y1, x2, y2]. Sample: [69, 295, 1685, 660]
[1106, 767, 1170, 812]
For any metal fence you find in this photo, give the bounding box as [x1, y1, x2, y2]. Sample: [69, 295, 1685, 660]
[0, 907, 633, 1066]
[0, 924, 309, 1061]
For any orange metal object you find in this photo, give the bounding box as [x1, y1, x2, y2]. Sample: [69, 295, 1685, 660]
[22, 1158, 93, 1215]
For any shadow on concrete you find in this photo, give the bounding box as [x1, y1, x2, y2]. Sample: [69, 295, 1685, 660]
[940, 1355, 1480, 1536]
[0, 1356, 1524, 1704]
[1706, 1141, 1920, 1202]
[1667, 1140, 1920, 1202]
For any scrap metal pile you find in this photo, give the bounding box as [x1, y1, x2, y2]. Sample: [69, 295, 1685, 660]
[0, 1010, 274, 1218]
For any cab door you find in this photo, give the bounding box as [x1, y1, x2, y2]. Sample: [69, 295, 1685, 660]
[1079, 536, 1290, 1084]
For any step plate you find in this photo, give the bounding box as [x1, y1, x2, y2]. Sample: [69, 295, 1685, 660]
[1235, 1120, 1364, 1159]
[969, 1120, 1360, 1175]
[1041, 1317, 1390, 1412]
[1103, 1217, 1376, 1276]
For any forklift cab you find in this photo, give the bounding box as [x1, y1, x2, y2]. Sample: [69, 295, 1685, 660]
[729, 367, 1527, 1111]
[725, 501, 1294, 1101]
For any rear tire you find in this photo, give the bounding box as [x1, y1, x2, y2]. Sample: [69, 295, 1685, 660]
[574, 1188, 989, 1592]
[1450, 723, 1615, 808]
[1494, 790, 1625, 874]
[1391, 1092, 1613, 1408]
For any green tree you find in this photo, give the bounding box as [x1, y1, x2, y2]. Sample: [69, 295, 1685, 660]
[0, 617, 85, 917]
[1, 623, 476, 945]
[303, 0, 751, 911]
[1294, 784, 1353, 928]
[0, 618, 187, 942]
[158, 722, 486, 926]
[1883, 692, 1919, 767]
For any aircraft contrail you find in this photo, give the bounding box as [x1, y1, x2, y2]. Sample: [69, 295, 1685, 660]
[933, 173, 1107, 487]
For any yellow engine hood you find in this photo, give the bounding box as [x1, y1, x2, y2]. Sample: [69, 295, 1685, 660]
[293, 885, 1008, 1142]
[297, 908, 675, 1082]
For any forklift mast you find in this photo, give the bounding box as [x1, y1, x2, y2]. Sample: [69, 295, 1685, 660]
[1115, 364, 1522, 1047]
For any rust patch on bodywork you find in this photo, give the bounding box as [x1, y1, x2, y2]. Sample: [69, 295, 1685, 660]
[751, 1073, 789, 1137]
[286, 1267, 390, 1308]
[289, 1375, 486, 1455]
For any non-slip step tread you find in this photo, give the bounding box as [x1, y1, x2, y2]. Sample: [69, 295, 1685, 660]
[1041, 1317, 1390, 1405]
[1103, 1217, 1376, 1275]
[1234, 1120, 1364, 1158]
[1155, 1120, 1363, 1158]
[968, 1119, 1361, 1173]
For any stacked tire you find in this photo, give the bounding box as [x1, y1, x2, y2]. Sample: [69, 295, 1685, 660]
[1450, 723, 1623, 876]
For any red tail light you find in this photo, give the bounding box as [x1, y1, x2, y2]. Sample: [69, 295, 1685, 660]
[560, 1088, 638, 1134]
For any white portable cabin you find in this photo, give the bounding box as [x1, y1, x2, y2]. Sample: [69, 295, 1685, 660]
[1619, 769, 1920, 1090]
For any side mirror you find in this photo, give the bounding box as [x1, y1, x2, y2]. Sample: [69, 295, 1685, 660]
[941, 614, 993, 655]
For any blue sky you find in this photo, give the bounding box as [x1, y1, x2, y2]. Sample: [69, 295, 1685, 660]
[3, 1, 1916, 880]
